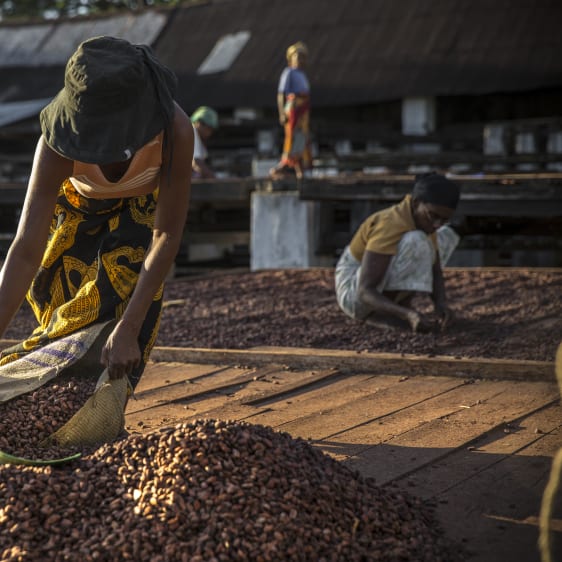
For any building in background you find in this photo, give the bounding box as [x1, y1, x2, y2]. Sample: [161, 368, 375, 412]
[1, 0, 561, 267]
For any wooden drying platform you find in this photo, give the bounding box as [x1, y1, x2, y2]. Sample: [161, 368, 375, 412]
[126, 346, 561, 562]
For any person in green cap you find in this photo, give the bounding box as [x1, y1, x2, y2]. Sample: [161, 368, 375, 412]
[0, 36, 194, 388]
[191, 105, 218, 179]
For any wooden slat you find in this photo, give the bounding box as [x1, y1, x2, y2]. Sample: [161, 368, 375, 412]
[275, 375, 464, 440]
[232, 372, 398, 427]
[397, 402, 562, 500]
[344, 381, 559, 484]
[127, 365, 276, 414]
[317, 378, 521, 458]
[240, 368, 340, 406]
[127, 367, 347, 428]
[133, 362, 229, 393]
[150, 345, 555, 381]
[404, 405, 562, 562]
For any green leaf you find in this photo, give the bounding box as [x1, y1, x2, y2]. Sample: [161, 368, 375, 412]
[0, 449, 81, 466]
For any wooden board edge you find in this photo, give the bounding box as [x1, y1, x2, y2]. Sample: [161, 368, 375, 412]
[1, 337, 555, 381]
[149, 346, 556, 382]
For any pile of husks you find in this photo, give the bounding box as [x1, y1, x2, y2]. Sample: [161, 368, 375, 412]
[0, 416, 460, 561]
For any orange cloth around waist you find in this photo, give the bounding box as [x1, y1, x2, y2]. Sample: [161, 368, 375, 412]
[69, 132, 163, 199]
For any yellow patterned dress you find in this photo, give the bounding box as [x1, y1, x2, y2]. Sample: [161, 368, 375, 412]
[0, 136, 165, 388]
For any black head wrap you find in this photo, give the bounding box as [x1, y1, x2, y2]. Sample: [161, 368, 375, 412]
[40, 36, 177, 164]
[412, 173, 460, 210]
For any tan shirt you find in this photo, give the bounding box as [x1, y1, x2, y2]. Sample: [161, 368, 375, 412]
[349, 195, 437, 261]
[69, 132, 163, 199]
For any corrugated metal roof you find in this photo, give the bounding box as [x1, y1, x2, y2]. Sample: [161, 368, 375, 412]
[0, 0, 561, 110]
[0, 12, 167, 66]
[154, 0, 562, 109]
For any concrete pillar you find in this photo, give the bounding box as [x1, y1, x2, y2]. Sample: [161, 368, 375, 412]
[401, 97, 436, 136]
[251, 190, 315, 270]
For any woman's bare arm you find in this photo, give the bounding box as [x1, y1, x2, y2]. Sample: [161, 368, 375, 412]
[0, 137, 70, 337]
[101, 103, 194, 378]
[357, 250, 408, 319]
[357, 250, 428, 331]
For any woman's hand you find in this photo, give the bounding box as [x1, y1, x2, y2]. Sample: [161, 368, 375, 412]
[406, 310, 433, 333]
[100, 321, 141, 379]
[435, 305, 455, 332]
[279, 114, 287, 126]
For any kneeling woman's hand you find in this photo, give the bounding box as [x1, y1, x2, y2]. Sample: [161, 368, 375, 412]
[435, 305, 455, 332]
[406, 310, 433, 333]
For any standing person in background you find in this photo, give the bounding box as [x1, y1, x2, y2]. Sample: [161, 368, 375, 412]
[335, 173, 462, 333]
[191, 106, 218, 179]
[0, 36, 193, 388]
[269, 41, 312, 180]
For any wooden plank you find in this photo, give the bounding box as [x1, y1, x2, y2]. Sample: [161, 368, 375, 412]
[274, 375, 465, 440]
[405, 405, 562, 562]
[126, 365, 276, 414]
[344, 381, 558, 484]
[125, 395, 258, 430]
[240, 368, 340, 405]
[133, 362, 229, 393]
[193, 371, 396, 425]
[296, 174, 562, 217]
[127, 363, 338, 420]
[150, 345, 555, 381]
[317, 378, 522, 459]
[234, 372, 398, 425]
[127, 367, 345, 427]
[0, 330, 557, 384]
[395, 402, 562, 500]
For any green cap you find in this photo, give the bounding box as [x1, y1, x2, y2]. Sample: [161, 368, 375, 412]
[191, 106, 219, 129]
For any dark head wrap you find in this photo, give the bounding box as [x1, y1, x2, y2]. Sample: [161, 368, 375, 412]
[40, 36, 177, 164]
[412, 173, 460, 210]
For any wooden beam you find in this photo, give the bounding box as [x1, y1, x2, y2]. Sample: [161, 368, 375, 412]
[298, 174, 562, 203]
[0, 339, 553, 381]
[295, 174, 562, 216]
[149, 345, 555, 382]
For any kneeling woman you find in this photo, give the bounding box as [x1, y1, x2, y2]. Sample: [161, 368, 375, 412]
[335, 173, 461, 333]
[0, 36, 193, 388]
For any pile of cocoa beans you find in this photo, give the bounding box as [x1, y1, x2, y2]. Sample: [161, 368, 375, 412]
[0, 417, 460, 562]
[0, 377, 97, 460]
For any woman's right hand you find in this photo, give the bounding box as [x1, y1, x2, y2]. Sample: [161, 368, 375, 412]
[279, 114, 287, 126]
[100, 321, 141, 380]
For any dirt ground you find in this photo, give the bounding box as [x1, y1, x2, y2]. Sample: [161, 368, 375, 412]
[5, 267, 561, 362]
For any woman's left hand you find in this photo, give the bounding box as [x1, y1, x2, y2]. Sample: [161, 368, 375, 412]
[100, 321, 141, 379]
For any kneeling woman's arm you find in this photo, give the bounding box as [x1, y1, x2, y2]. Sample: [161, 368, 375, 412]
[358, 250, 424, 332]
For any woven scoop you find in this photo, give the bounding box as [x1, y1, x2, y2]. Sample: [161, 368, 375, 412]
[42, 370, 129, 449]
